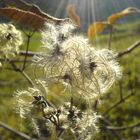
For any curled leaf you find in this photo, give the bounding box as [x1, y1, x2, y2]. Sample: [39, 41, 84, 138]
[108, 7, 140, 25]
[0, 7, 47, 29]
[3, 0, 71, 24]
[67, 4, 81, 27]
[88, 21, 109, 40]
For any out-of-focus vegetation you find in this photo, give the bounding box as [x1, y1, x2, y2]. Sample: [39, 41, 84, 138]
[0, 18, 140, 139]
[94, 21, 140, 140]
[26, 0, 140, 20]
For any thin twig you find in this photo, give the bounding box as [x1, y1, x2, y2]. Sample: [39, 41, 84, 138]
[18, 40, 140, 59]
[108, 26, 113, 49]
[22, 35, 31, 70]
[1, 40, 138, 59]
[0, 121, 35, 140]
[103, 92, 134, 116]
[20, 70, 34, 86]
[70, 94, 74, 112]
[57, 129, 65, 138]
[19, 50, 40, 57]
[0, 58, 32, 63]
[116, 40, 140, 58]
[119, 81, 123, 100]
[93, 100, 98, 111]
[0, 50, 40, 57]
[106, 121, 140, 131]
[22, 32, 35, 71]
[100, 117, 122, 140]
[9, 61, 34, 86]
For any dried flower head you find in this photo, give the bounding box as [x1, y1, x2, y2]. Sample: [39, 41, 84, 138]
[41, 22, 75, 50]
[0, 23, 23, 58]
[15, 80, 100, 139]
[15, 18, 122, 140]
[36, 27, 122, 100]
[42, 102, 100, 140]
[73, 112, 100, 140]
[14, 80, 48, 118]
[15, 88, 41, 118]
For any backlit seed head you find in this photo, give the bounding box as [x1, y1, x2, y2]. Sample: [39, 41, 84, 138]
[41, 22, 75, 50]
[0, 23, 23, 58]
[14, 81, 48, 118]
[35, 22, 122, 100]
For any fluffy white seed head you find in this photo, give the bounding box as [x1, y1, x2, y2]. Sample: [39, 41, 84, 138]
[14, 81, 48, 118]
[74, 112, 100, 140]
[35, 22, 122, 100]
[0, 23, 23, 58]
[41, 22, 76, 50]
[41, 23, 58, 49]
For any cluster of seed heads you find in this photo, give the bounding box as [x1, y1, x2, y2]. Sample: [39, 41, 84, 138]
[15, 22, 122, 140]
[35, 22, 122, 100]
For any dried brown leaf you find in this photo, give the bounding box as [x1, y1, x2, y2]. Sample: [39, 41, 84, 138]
[67, 4, 81, 27]
[0, 7, 46, 29]
[108, 7, 140, 25]
[3, 0, 72, 24]
[88, 21, 109, 40]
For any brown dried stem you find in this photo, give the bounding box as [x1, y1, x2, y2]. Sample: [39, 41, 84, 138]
[9, 60, 34, 86]
[0, 121, 35, 140]
[100, 118, 122, 140]
[116, 40, 140, 58]
[108, 26, 114, 49]
[106, 121, 140, 131]
[103, 92, 134, 116]
[22, 31, 35, 71]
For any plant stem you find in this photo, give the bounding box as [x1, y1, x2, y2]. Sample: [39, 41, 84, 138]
[108, 26, 113, 49]
[22, 35, 31, 71]
[0, 121, 35, 140]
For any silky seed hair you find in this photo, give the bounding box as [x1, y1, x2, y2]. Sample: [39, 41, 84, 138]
[35, 23, 122, 100]
[0, 23, 23, 58]
[14, 16, 122, 140]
